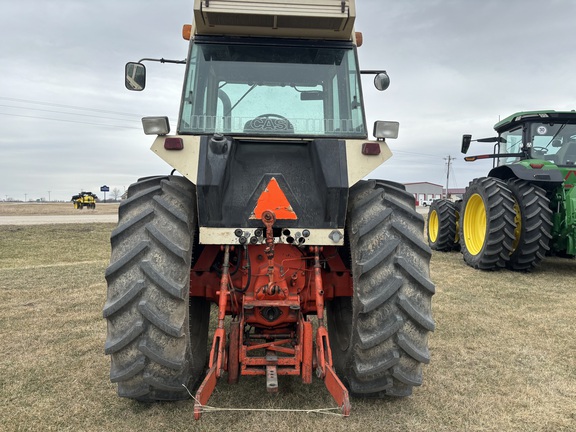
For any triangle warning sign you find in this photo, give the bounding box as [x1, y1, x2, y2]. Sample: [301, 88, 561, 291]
[251, 177, 297, 220]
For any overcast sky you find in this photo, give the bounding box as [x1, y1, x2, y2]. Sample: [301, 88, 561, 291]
[2, 0, 576, 201]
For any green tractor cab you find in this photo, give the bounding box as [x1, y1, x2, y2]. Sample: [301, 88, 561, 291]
[428, 110, 576, 270]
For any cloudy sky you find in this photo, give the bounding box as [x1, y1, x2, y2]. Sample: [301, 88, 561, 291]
[2, 0, 576, 201]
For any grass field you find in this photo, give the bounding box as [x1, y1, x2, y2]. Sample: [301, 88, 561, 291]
[0, 219, 574, 431]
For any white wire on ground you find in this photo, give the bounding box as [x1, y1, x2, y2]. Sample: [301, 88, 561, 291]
[182, 384, 344, 417]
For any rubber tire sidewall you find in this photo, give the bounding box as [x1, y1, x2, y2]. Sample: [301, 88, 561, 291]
[328, 180, 435, 397]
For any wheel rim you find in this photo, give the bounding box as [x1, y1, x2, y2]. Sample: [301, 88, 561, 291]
[463, 193, 487, 255]
[428, 209, 439, 243]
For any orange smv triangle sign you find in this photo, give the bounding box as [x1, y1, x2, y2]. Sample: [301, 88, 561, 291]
[251, 177, 297, 220]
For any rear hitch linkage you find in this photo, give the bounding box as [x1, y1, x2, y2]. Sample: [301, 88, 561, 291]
[193, 212, 350, 418]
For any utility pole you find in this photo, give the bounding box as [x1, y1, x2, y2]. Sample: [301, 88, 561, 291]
[48, 191, 51, 202]
[24, 193, 27, 202]
[444, 156, 455, 199]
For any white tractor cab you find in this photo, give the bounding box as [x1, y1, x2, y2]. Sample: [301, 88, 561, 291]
[106, 0, 434, 418]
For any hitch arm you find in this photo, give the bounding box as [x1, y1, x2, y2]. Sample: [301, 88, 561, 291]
[194, 245, 231, 419]
[312, 246, 351, 416]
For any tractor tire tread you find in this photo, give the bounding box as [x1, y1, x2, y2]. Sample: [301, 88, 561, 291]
[505, 178, 553, 271]
[328, 180, 434, 398]
[104, 175, 208, 402]
[459, 177, 516, 270]
[427, 199, 459, 251]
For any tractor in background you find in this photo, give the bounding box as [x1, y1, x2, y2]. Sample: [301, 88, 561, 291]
[104, 0, 434, 418]
[71, 192, 97, 209]
[428, 110, 576, 271]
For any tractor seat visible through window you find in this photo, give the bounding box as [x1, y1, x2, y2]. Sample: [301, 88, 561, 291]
[559, 141, 576, 165]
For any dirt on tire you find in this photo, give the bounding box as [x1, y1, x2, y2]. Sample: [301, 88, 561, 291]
[104, 176, 210, 401]
[327, 179, 435, 397]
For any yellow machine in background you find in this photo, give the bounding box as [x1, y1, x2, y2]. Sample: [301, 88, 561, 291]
[71, 192, 97, 209]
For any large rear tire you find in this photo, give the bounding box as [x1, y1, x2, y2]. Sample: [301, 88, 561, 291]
[459, 177, 516, 270]
[103, 176, 210, 401]
[427, 199, 459, 251]
[505, 179, 552, 271]
[327, 180, 435, 397]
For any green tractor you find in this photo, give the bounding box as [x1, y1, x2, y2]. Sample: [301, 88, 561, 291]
[428, 110, 576, 271]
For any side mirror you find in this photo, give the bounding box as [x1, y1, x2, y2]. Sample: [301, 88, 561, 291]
[125, 62, 146, 91]
[461, 134, 472, 154]
[374, 72, 390, 92]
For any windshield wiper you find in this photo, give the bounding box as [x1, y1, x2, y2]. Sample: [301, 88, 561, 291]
[224, 84, 257, 116]
[544, 123, 567, 148]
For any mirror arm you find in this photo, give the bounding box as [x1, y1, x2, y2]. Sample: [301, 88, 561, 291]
[360, 70, 386, 74]
[464, 153, 524, 162]
[137, 57, 187, 65]
[476, 136, 505, 143]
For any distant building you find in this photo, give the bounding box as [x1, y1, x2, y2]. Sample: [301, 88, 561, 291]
[404, 182, 443, 206]
[403, 183, 466, 205]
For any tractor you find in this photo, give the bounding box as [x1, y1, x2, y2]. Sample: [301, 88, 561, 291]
[428, 109, 576, 271]
[71, 192, 97, 209]
[104, 0, 434, 418]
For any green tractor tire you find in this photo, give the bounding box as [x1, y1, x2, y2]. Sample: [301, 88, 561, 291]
[505, 179, 553, 271]
[459, 177, 516, 270]
[427, 199, 459, 251]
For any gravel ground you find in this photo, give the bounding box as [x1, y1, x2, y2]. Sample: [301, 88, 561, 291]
[0, 203, 427, 225]
[0, 214, 118, 225]
[0, 202, 118, 225]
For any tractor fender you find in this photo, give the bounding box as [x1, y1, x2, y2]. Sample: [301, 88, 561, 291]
[488, 164, 564, 189]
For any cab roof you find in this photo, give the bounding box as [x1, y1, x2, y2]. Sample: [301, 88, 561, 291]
[494, 110, 576, 133]
[193, 0, 356, 41]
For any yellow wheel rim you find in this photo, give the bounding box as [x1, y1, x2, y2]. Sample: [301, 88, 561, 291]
[429, 209, 439, 243]
[511, 201, 521, 253]
[463, 194, 487, 255]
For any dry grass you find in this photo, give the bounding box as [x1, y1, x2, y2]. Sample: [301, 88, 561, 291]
[0, 221, 575, 431]
[0, 202, 119, 216]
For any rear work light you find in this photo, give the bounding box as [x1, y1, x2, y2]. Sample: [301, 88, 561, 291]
[142, 116, 170, 135]
[373, 121, 399, 140]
